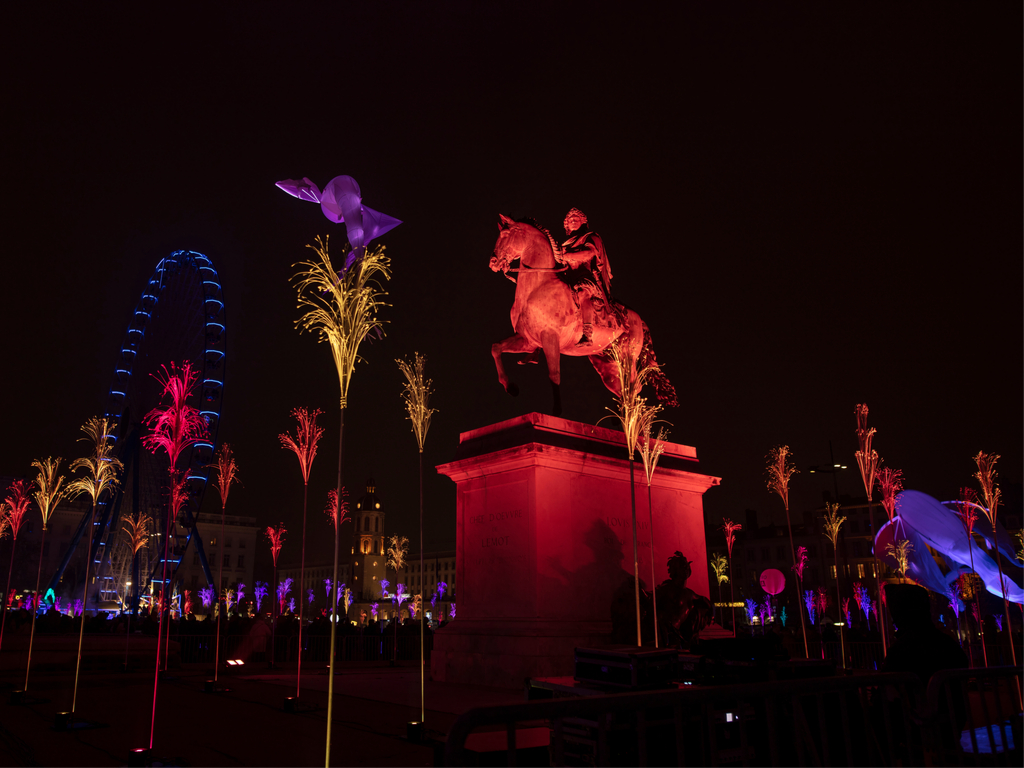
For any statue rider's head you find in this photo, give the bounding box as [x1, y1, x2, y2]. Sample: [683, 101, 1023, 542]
[667, 551, 693, 585]
[563, 208, 587, 236]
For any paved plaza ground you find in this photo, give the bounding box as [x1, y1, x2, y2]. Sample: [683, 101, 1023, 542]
[0, 651, 521, 767]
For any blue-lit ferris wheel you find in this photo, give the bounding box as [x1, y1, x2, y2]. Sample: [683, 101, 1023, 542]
[48, 250, 226, 613]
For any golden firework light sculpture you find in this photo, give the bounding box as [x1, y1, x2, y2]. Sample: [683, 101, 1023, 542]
[885, 539, 913, 583]
[604, 338, 664, 647]
[212, 443, 241, 686]
[23, 457, 70, 692]
[67, 417, 123, 716]
[822, 502, 848, 668]
[291, 234, 391, 766]
[293, 236, 391, 410]
[853, 403, 888, 654]
[397, 353, 435, 453]
[766, 445, 808, 657]
[397, 352, 436, 724]
[972, 451, 1018, 686]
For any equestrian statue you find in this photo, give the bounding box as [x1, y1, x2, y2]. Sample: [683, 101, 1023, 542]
[490, 210, 677, 416]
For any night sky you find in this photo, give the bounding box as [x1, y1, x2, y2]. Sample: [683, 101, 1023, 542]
[3, 5, 1020, 577]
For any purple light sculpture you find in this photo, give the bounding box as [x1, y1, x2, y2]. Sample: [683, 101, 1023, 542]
[275, 175, 401, 272]
[254, 582, 268, 614]
[803, 590, 817, 625]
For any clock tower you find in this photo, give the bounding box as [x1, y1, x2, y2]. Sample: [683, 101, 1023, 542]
[351, 478, 387, 602]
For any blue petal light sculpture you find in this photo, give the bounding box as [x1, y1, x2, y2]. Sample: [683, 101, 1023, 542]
[875, 490, 1023, 603]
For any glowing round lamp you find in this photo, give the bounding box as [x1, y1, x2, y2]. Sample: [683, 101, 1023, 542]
[760, 569, 786, 596]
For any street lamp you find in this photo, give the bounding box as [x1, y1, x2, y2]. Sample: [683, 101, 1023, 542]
[807, 441, 848, 501]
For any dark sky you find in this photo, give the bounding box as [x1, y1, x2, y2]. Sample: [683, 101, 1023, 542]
[3, 5, 1020, 575]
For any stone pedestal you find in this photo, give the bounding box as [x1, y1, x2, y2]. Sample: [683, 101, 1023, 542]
[431, 413, 720, 689]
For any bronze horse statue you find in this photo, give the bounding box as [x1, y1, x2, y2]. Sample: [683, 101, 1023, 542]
[490, 215, 676, 416]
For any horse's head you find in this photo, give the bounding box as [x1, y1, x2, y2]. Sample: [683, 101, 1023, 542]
[490, 213, 519, 273]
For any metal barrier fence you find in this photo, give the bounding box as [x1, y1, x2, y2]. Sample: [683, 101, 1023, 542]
[821, 641, 885, 670]
[444, 666, 1023, 766]
[920, 666, 1022, 767]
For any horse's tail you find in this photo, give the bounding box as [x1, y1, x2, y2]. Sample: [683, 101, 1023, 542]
[640, 321, 678, 407]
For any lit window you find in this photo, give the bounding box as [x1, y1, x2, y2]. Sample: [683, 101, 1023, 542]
[857, 563, 865, 579]
[829, 564, 836, 579]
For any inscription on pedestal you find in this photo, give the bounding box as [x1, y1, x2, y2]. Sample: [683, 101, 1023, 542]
[463, 483, 532, 617]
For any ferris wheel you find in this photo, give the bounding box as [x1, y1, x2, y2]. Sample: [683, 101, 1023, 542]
[47, 250, 226, 613]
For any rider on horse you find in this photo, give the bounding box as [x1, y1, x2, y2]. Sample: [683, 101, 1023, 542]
[560, 208, 616, 347]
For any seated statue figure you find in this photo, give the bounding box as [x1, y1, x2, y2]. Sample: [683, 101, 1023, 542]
[656, 552, 713, 649]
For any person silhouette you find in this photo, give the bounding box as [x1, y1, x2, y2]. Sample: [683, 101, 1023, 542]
[877, 583, 969, 760]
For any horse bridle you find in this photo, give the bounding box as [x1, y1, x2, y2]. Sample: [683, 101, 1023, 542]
[496, 223, 568, 281]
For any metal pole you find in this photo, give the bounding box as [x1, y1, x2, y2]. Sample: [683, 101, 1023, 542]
[24, 527, 48, 692]
[783, 503, 810, 658]
[647, 483, 658, 648]
[325, 406, 345, 768]
[297, 481, 309, 698]
[215, 500, 225, 683]
[419, 449, 425, 722]
[72, 501, 97, 713]
[630, 458, 641, 646]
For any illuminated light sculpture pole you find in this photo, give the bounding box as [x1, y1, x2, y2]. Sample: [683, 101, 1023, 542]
[122, 511, 152, 670]
[291, 234, 391, 768]
[0, 480, 31, 652]
[638, 424, 667, 647]
[854, 404, 887, 655]
[141, 361, 208, 750]
[24, 458, 70, 693]
[973, 454, 1019, 704]
[720, 519, 742, 633]
[822, 502, 847, 670]
[211, 444, 240, 685]
[0, 512, 8, 632]
[280, 408, 324, 699]
[767, 446, 808, 658]
[605, 339, 663, 646]
[397, 353, 435, 724]
[953, 488, 987, 667]
[710, 554, 729, 630]
[67, 417, 122, 717]
[386, 535, 409, 663]
[885, 539, 913, 583]
[265, 523, 286, 667]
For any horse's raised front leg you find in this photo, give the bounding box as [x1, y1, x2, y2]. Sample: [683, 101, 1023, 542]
[491, 333, 535, 397]
[540, 331, 562, 417]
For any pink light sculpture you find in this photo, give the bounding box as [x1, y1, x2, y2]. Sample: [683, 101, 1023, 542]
[281, 407, 324, 698]
[0, 480, 31, 652]
[142, 361, 208, 749]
